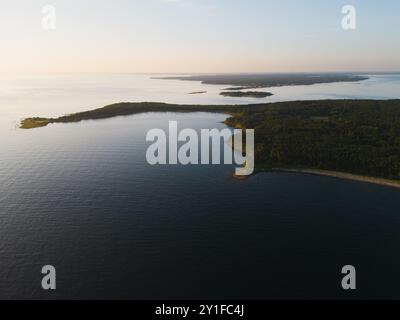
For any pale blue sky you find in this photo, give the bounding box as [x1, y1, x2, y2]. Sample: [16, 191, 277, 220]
[1, 0, 399, 73]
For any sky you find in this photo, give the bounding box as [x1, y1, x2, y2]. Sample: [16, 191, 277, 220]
[0, 0, 399, 73]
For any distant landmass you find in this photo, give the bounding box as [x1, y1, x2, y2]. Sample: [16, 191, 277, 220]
[188, 91, 207, 95]
[20, 99, 400, 186]
[220, 91, 273, 98]
[154, 73, 369, 88]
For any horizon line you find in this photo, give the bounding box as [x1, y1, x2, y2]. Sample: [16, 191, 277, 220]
[2, 71, 400, 75]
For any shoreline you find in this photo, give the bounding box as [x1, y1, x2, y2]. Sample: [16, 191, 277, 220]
[154, 73, 369, 88]
[19, 99, 400, 187]
[271, 168, 400, 189]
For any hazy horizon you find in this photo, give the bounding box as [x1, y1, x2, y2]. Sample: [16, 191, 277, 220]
[3, 71, 400, 76]
[1, 0, 399, 73]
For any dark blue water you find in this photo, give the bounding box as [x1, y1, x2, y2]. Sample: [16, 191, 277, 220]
[1, 112, 400, 299]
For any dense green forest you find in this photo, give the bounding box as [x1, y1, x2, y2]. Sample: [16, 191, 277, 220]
[226, 100, 400, 180]
[21, 99, 400, 180]
[20, 102, 243, 128]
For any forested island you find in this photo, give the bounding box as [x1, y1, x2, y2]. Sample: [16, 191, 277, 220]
[20, 99, 400, 185]
[155, 73, 368, 88]
[220, 91, 273, 98]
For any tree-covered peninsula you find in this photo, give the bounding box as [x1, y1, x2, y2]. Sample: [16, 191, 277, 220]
[20, 99, 400, 183]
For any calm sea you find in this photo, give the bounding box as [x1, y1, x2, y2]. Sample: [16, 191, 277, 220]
[1, 74, 400, 299]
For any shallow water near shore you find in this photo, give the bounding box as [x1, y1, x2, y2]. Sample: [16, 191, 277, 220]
[1, 74, 400, 299]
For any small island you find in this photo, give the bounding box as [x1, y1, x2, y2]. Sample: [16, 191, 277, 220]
[188, 91, 207, 95]
[20, 99, 400, 187]
[220, 91, 273, 98]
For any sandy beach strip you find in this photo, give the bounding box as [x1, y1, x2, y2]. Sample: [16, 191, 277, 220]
[272, 168, 400, 189]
